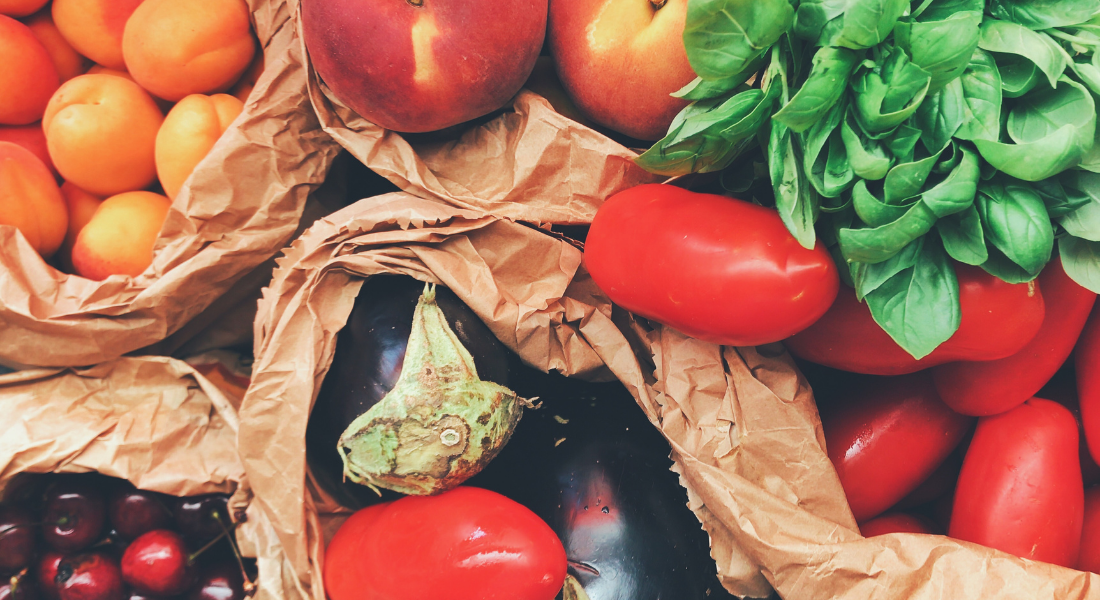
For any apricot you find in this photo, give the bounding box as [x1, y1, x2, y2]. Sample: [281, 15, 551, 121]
[155, 93, 242, 200]
[229, 50, 264, 103]
[122, 0, 256, 101]
[0, 15, 60, 125]
[0, 0, 46, 17]
[58, 181, 102, 269]
[25, 8, 88, 82]
[43, 73, 164, 196]
[0, 141, 68, 258]
[51, 0, 144, 70]
[85, 65, 133, 81]
[71, 190, 169, 280]
[0, 122, 56, 177]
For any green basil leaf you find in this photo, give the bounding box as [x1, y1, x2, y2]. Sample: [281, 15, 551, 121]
[979, 20, 1067, 88]
[684, 0, 795, 80]
[981, 243, 1042, 282]
[673, 65, 761, 100]
[1032, 172, 1092, 218]
[975, 178, 1055, 274]
[997, 54, 1044, 97]
[774, 47, 862, 132]
[853, 179, 909, 226]
[1060, 235, 1100, 293]
[852, 232, 923, 298]
[915, 81, 965, 153]
[841, 111, 894, 179]
[1059, 171, 1100, 240]
[802, 99, 855, 197]
[796, 0, 908, 49]
[988, 0, 1100, 30]
[1067, 60, 1100, 97]
[894, 11, 982, 90]
[884, 148, 944, 203]
[771, 118, 820, 249]
[853, 48, 933, 134]
[954, 49, 1003, 141]
[937, 204, 989, 264]
[917, 0, 984, 21]
[864, 235, 961, 359]
[668, 88, 761, 145]
[824, 131, 857, 194]
[887, 124, 923, 163]
[919, 145, 982, 217]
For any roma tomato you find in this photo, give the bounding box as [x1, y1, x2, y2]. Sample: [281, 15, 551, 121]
[583, 184, 839, 346]
[931, 257, 1095, 416]
[786, 263, 1045, 375]
[1079, 305, 1100, 465]
[859, 513, 938, 537]
[949, 398, 1083, 567]
[323, 487, 566, 600]
[821, 372, 973, 522]
[1077, 487, 1100, 573]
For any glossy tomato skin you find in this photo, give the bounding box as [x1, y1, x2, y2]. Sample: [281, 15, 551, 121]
[821, 372, 973, 522]
[1079, 305, 1100, 465]
[950, 398, 1083, 567]
[786, 263, 1045, 375]
[1077, 487, 1100, 573]
[323, 487, 566, 600]
[583, 184, 839, 346]
[932, 257, 1096, 416]
[859, 513, 939, 537]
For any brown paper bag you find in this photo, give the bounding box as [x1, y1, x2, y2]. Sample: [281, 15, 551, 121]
[287, 0, 660, 224]
[238, 191, 776, 599]
[0, 356, 307, 600]
[0, 0, 343, 368]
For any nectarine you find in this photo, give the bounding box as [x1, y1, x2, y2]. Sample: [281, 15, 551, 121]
[42, 73, 164, 196]
[122, 0, 256, 101]
[51, 0, 144, 70]
[301, 0, 546, 132]
[155, 93, 243, 199]
[71, 190, 169, 280]
[0, 141, 68, 258]
[0, 15, 60, 125]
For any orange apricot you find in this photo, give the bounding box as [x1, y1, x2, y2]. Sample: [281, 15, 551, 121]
[58, 181, 103, 269]
[155, 93, 242, 200]
[51, 0, 144, 70]
[0, 122, 56, 177]
[43, 73, 164, 196]
[71, 190, 170, 280]
[0, 15, 60, 125]
[229, 49, 264, 103]
[122, 0, 256, 101]
[0, 0, 46, 17]
[25, 8, 88, 83]
[0, 141, 68, 258]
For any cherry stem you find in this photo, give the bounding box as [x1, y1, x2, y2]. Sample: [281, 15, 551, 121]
[211, 510, 256, 596]
[186, 528, 230, 565]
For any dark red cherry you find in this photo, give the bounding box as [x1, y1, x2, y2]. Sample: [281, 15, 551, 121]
[185, 563, 245, 600]
[107, 489, 171, 542]
[36, 552, 63, 600]
[55, 553, 124, 600]
[120, 531, 193, 597]
[42, 482, 106, 553]
[172, 497, 230, 546]
[0, 505, 37, 573]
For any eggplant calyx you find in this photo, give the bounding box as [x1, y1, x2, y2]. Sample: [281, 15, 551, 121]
[337, 283, 532, 496]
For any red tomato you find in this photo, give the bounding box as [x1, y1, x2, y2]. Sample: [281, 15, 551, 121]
[859, 512, 939, 537]
[323, 487, 566, 600]
[821, 372, 973, 522]
[931, 257, 1096, 416]
[1079, 305, 1100, 465]
[950, 398, 1083, 567]
[583, 184, 839, 346]
[1077, 487, 1100, 573]
[786, 263, 1045, 375]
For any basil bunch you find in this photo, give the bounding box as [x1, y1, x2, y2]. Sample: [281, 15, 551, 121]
[638, 0, 1100, 359]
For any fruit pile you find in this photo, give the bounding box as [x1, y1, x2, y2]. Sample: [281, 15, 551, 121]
[0, 0, 259, 279]
[0, 474, 253, 600]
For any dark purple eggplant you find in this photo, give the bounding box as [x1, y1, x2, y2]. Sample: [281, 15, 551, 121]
[467, 370, 734, 600]
[306, 275, 513, 508]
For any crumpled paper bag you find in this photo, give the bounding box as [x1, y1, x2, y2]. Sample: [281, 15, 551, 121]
[0, 356, 307, 600]
[0, 0, 342, 368]
[238, 191, 773, 599]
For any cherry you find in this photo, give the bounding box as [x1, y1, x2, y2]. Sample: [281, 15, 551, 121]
[0, 506, 37, 573]
[42, 481, 107, 553]
[35, 553, 63, 600]
[173, 497, 230, 546]
[107, 489, 171, 542]
[186, 563, 245, 600]
[120, 531, 193, 596]
[0, 571, 38, 600]
[55, 554, 124, 600]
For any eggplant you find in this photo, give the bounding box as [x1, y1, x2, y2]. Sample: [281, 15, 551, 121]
[306, 275, 513, 508]
[467, 370, 734, 600]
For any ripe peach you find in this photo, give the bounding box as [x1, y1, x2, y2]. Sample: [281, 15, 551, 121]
[43, 73, 164, 196]
[0, 141, 67, 257]
[523, 57, 592, 128]
[51, 0, 144, 70]
[301, 0, 546, 132]
[0, 15, 60, 125]
[58, 181, 103, 269]
[0, 122, 56, 177]
[71, 190, 169, 280]
[0, 0, 46, 17]
[25, 8, 88, 82]
[122, 0, 256, 101]
[155, 93, 243, 199]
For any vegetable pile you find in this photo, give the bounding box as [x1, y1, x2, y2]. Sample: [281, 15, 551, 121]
[638, 0, 1100, 358]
